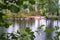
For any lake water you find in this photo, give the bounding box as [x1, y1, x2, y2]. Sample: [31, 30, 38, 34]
[1, 19, 60, 40]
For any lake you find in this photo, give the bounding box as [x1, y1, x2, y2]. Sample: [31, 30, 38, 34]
[1, 19, 60, 40]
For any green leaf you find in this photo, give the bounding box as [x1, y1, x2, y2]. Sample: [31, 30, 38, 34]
[3, 22, 9, 28]
[16, 0, 23, 6]
[0, 12, 6, 20]
[56, 32, 60, 36]
[39, 0, 46, 4]
[21, 34, 26, 38]
[55, 26, 59, 30]
[17, 30, 20, 34]
[28, 37, 31, 40]
[10, 33, 17, 39]
[38, 25, 45, 29]
[9, 5, 20, 13]
[29, 0, 35, 4]
[0, 3, 7, 9]
[44, 27, 54, 33]
[22, 4, 28, 9]
[29, 32, 34, 35]
[25, 27, 31, 33]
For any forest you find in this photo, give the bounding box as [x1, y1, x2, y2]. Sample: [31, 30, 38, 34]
[0, 0, 60, 40]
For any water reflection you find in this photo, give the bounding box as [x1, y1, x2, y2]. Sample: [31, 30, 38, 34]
[7, 22, 19, 33]
[7, 19, 60, 40]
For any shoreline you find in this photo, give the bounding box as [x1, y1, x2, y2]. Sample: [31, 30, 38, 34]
[8, 16, 60, 20]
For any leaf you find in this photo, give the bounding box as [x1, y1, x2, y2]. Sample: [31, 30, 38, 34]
[38, 25, 45, 29]
[29, 0, 35, 4]
[9, 5, 20, 13]
[44, 27, 54, 33]
[17, 30, 20, 34]
[56, 32, 60, 36]
[21, 34, 26, 38]
[28, 37, 31, 40]
[25, 27, 31, 33]
[55, 26, 59, 30]
[4, 0, 9, 4]
[10, 33, 17, 39]
[0, 12, 6, 20]
[21, 4, 28, 9]
[16, 0, 23, 6]
[29, 32, 34, 35]
[0, 3, 7, 9]
[39, 0, 46, 4]
[20, 28, 28, 34]
[3, 23, 9, 28]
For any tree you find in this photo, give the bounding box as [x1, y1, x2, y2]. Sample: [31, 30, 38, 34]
[0, 0, 35, 40]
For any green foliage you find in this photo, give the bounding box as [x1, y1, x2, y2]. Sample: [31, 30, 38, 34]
[44, 27, 54, 33]
[44, 26, 60, 40]
[0, 12, 12, 28]
[22, 4, 28, 9]
[29, 0, 35, 4]
[0, 3, 7, 9]
[36, 25, 45, 33]
[9, 5, 20, 13]
[56, 32, 60, 36]
[0, 27, 35, 40]
[55, 26, 59, 30]
[36, 25, 60, 40]
[19, 27, 35, 40]
[38, 25, 45, 29]
[0, 0, 60, 40]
